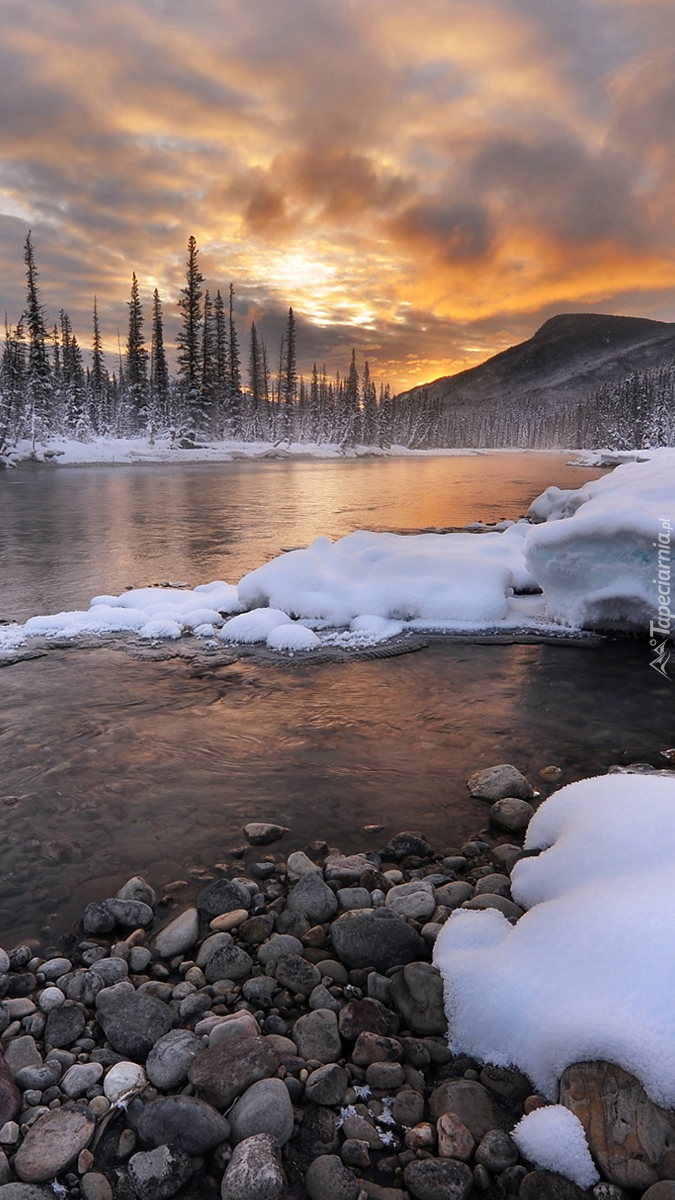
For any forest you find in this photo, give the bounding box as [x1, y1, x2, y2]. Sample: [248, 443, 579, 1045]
[1, 232, 674, 455]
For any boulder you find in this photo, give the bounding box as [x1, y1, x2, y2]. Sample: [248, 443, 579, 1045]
[229, 1078, 294, 1145]
[188, 1036, 280, 1109]
[137, 1095, 230, 1155]
[14, 1109, 95, 1182]
[329, 907, 426, 973]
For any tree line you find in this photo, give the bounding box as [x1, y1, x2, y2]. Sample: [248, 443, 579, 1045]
[0, 233, 406, 456]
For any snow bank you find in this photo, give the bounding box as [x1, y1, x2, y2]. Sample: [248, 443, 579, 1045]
[512, 1107, 599, 1188]
[526, 450, 675, 629]
[433, 773, 675, 1106]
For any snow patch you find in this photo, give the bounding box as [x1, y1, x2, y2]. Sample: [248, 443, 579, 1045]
[512, 1106, 599, 1188]
[266, 624, 321, 652]
[219, 608, 293, 644]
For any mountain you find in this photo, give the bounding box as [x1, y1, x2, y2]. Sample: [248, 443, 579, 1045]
[396, 313, 675, 412]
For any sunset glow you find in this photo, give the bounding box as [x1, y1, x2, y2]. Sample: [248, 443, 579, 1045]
[1, 0, 675, 391]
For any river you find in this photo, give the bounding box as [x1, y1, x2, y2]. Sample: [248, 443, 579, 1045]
[0, 452, 671, 944]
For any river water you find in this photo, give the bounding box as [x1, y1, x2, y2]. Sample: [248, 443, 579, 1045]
[0, 452, 672, 945]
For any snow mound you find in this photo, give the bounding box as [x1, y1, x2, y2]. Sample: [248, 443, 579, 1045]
[138, 618, 183, 639]
[219, 608, 293, 644]
[512, 1106, 599, 1188]
[526, 451, 675, 629]
[266, 624, 321, 652]
[433, 773, 675, 1106]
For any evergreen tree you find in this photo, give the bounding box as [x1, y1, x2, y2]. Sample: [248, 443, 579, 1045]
[90, 297, 108, 430]
[227, 283, 242, 435]
[343, 347, 360, 444]
[0, 316, 26, 452]
[213, 289, 228, 431]
[23, 232, 52, 447]
[176, 235, 203, 432]
[125, 273, 148, 426]
[150, 288, 169, 430]
[361, 360, 378, 444]
[200, 288, 217, 431]
[279, 307, 297, 439]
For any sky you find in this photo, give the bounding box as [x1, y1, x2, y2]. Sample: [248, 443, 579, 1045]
[1, 0, 675, 393]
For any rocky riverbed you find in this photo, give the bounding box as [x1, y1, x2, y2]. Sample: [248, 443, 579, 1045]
[0, 763, 672, 1200]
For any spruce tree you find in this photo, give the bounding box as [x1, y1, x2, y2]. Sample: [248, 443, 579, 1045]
[90, 297, 108, 430]
[177, 235, 203, 433]
[125, 273, 148, 427]
[227, 283, 242, 436]
[150, 288, 169, 429]
[23, 231, 52, 447]
[213, 289, 228, 431]
[201, 288, 216, 431]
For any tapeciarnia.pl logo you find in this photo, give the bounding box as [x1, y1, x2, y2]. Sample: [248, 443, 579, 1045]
[650, 516, 673, 681]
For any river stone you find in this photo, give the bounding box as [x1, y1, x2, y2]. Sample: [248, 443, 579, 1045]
[479, 1063, 532, 1099]
[239, 914, 275, 944]
[64, 969, 104, 1006]
[330, 907, 427, 973]
[306, 1154, 359, 1200]
[81, 1175, 113, 1200]
[475, 1128, 519, 1172]
[14, 1064, 60, 1092]
[229, 1078, 294, 1145]
[103, 1061, 147, 1104]
[82, 903, 115, 935]
[209, 1012, 260, 1045]
[91, 957, 129, 985]
[106, 898, 154, 927]
[385, 882, 436, 920]
[44, 1002, 86, 1048]
[96, 985, 173, 1060]
[305, 1063, 349, 1106]
[489, 797, 535, 831]
[243, 823, 289, 845]
[198, 878, 251, 919]
[491, 843, 528, 873]
[390, 962, 447, 1036]
[338, 998, 398, 1040]
[467, 763, 534, 801]
[202, 938, 253, 984]
[351, 1032, 403, 1065]
[643, 1186, 675, 1200]
[461, 894, 524, 920]
[15, 1108, 95, 1182]
[137, 1095, 230, 1154]
[366, 1061, 405, 1090]
[128, 1145, 193, 1200]
[61, 1062, 103, 1098]
[188, 1036, 280, 1109]
[293, 1009, 342, 1063]
[560, 1060, 675, 1189]
[436, 1111, 475, 1161]
[0, 1059, 20, 1126]
[338, 887, 372, 910]
[474, 873, 512, 898]
[274, 954, 321, 996]
[286, 872, 338, 923]
[146, 1029, 204, 1089]
[519, 1170, 591, 1200]
[324, 853, 375, 884]
[117, 876, 156, 908]
[429, 1080, 495, 1138]
[257, 935, 304, 966]
[382, 831, 434, 861]
[153, 908, 200, 958]
[0, 1190, 53, 1200]
[220, 1133, 285, 1200]
[403, 1157, 473, 1200]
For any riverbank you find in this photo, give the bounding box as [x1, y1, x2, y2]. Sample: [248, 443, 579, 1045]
[1, 761, 674, 1200]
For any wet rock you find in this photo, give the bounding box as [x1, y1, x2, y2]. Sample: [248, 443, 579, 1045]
[330, 907, 427, 973]
[117, 876, 156, 908]
[145, 1029, 204, 1090]
[96, 985, 173, 1060]
[14, 1108, 95, 1182]
[82, 903, 115, 935]
[243, 823, 289, 845]
[239, 914, 275, 945]
[305, 1154, 359, 1200]
[274, 954, 321, 996]
[0, 1058, 20, 1126]
[305, 1063, 349, 1106]
[382, 831, 434, 860]
[560, 1060, 675, 1190]
[106, 898, 154, 927]
[489, 797, 535, 831]
[324, 853, 375, 884]
[475, 1128, 519, 1172]
[64, 968, 104, 1006]
[229, 1077, 294, 1145]
[403, 1156, 473, 1200]
[44, 1002, 85, 1048]
[152, 908, 200, 958]
[127, 1145, 193, 1200]
[201, 936, 253, 984]
[429, 1080, 495, 1138]
[257, 935, 304, 966]
[137, 1095, 230, 1154]
[519, 1170, 591, 1200]
[221, 1133, 285, 1200]
[467, 764, 535, 801]
[286, 851, 319, 880]
[293, 1008, 342, 1063]
[287, 872, 338, 924]
[197, 878, 251, 919]
[91, 957, 129, 985]
[436, 1111, 475, 1161]
[188, 1035, 280, 1108]
[338, 998, 398, 1040]
[390, 962, 447, 1036]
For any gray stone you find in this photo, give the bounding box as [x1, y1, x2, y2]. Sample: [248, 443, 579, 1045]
[243, 823, 289, 845]
[129, 946, 152, 974]
[82, 903, 115, 935]
[641, 1186, 675, 1200]
[274, 954, 320, 996]
[0, 1059, 19, 1130]
[3, 1037, 41, 1078]
[479, 1064, 532, 1099]
[382, 831, 434, 861]
[434, 882, 474, 910]
[239, 914, 275, 945]
[403, 1157, 473, 1200]
[90, 957, 129, 985]
[153, 908, 200, 958]
[467, 764, 534, 801]
[351, 1032, 403, 1065]
[96, 984, 173, 1059]
[337, 888, 372, 910]
[44, 1002, 85, 1048]
[324, 853, 375, 884]
[14, 1064, 60, 1092]
[61, 1062, 103, 1098]
[257, 935, 304, 965]
[127, 1145, 193, 1200]
[292, 1009, 342, 1063]
[117, 876, 156, 908]
[287, 872, 338, 924]
[202, 936, 253, 984]
[38, 958, 71, 981]
[489, 797, 535, 831]
[461, 894, 524, 920]
[0, 1189, 53, 1200]
[64, 969, 104, 1006]
[229, 1078, 294, 1146]
[305, 1063, 349, 1106]
[592, 1188, 629, 1200]
[309, 984, 341, 1012]
[390, 962, 447, 1036]
[429, 1080, 495, 1138]
[305, 1154, 359, 1200]
[221, 1133, 285, 1200]
[386, 882, 436, 920]
[519, 1170, 590, 1200]
[339, 998, 397, 1040]
[137, 1095, 230, 1154]
[80, 1174, 113, 1200]
[146, 1029, 206, 1090]
[475, 1129, 519, 1173]
[106, 898, 154, 927]
[188, 1036, 280, 1109]
[365, 1061, 405, 1090]
[329, 907, 427, 973]
[474, 873, 512, 897]
[491, 843, 528, 873]
[198, 878, 251, 919]
[14, 1108, 95, 1182]
[243, 976, 277, 1005]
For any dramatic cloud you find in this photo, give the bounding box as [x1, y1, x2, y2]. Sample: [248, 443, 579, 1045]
[0, 0, 674, 390]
